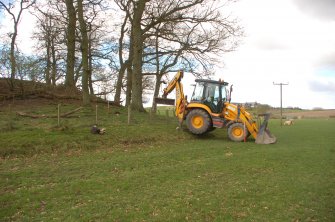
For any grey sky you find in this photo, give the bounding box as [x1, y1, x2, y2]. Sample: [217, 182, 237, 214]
[220, 0, 335, 109]
[293, 0, 335, 20]
[310, 80, 335, 93]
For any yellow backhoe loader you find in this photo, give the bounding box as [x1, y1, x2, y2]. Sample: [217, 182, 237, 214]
[155, 71, 276, 144]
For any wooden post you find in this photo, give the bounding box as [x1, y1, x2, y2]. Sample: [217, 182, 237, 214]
[127, 105, 131, 125]
[273, 82, 289, 126]
[96, 104, 98, 125]
[149, 108, 153, 121]
[57, 104, 60, 127]
[8, 104, 13, 130]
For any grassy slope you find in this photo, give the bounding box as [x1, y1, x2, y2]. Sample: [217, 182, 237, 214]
[0, 104, 334, 221]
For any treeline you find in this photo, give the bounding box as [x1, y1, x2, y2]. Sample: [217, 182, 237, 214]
[0, 0, 242, 111]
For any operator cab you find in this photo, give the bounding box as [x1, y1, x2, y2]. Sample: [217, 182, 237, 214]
[191, 79, 229, 113]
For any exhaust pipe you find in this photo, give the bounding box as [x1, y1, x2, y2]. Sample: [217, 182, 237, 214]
[255, 113, 277, 144]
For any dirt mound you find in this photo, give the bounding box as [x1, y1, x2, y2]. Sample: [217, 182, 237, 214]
[0, 78, 82, 97]
[0, 78, 120, 111]
[1, 78, 81, 106]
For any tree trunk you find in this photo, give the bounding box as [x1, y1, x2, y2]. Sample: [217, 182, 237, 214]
[130, 0, 146, 112]
[126, 64, 132, 107]
[9, 21, 18, 90]
[114, 63, 126, 104]
[64, 0, 76, 88]
[152, 73, 163, 113]
[114, 13, 129, 104]
[74, 61, 83, 84]
[88, 74, 94, 96]
[88, 36, 94, 96]
[51, 37, 57, 86]
[152, 29, 161, 113]
[125, 27, 134, 107]
[45, 39, 51, 86]
[9, 22, 18, 82]
[77, 0, 90, 106]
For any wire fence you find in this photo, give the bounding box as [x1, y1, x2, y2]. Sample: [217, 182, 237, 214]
[0, 102, 178, 132]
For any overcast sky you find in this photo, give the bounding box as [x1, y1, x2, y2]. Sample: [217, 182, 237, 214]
[216, 0, 335, 109]
[1, 0, 335, 109]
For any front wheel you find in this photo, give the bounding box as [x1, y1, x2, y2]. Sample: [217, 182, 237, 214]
[186, 109, 211, 135]
[227, 122, 247, 142]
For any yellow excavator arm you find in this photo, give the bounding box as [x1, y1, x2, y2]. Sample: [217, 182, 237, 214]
[157, 71, 187, 124]
[162, 70, 184, 98]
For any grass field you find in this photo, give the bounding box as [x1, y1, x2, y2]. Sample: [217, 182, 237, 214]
[1, 104, 334, 221]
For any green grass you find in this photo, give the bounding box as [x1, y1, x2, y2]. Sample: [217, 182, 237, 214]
[1, 104, 334, 221]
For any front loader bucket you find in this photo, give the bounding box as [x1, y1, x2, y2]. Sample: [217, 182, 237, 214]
[154, 97, 175, 105]
[255, 113, 277, 144]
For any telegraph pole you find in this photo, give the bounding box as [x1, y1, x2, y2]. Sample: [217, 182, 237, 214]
[273, 82, 289, 126]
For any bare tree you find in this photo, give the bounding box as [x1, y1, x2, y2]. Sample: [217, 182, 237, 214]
[78, 0, 113, 104]
[114, 0, 242, 112]
[0, 0, 36, 89]
[31, 0, 111, 103]
[77, 0, 90, 105]
[129, 0, 148, 111]
[32, 4, 63, 86]
[82, 0, 110, 97]
[0, 46, 12, 78]
[113, 4, 130, 105]
[63, 0, 77, 88]
[144, 0, 242, 111]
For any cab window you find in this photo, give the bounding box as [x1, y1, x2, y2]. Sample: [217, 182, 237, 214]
[191, 82, 205, 101]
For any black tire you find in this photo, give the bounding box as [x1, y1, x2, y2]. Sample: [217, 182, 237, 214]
[186, 109, 211, 135]
[227, 121, 251, 139]
[227, 122, 247, 142]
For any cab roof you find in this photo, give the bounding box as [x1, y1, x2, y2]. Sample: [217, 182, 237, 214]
[195, 79, 229, 86]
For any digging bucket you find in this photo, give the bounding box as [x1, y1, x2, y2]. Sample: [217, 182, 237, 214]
[154, 97, 175, 105]
[255, 113, 277, 144]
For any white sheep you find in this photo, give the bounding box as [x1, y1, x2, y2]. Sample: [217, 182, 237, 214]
[283, 119, 294, 126]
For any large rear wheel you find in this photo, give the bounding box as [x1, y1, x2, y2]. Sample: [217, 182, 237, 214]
[228, 122, 247, 142]
[186, 109, 211, 135]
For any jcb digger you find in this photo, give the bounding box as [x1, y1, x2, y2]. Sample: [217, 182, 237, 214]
[155, 71, 276, 144]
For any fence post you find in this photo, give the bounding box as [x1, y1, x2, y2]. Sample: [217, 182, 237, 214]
[128, 105, 131, 125]
[96, 104, 98, 125]
[57, 104, 61, 127]
[8, 104, 13, 130]
[149, 108, 154, 121]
